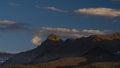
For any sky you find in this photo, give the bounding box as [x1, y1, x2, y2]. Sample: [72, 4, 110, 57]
[0, 0, 120, 53]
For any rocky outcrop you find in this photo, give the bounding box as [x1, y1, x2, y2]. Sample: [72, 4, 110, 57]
[47, 33, 61, 41]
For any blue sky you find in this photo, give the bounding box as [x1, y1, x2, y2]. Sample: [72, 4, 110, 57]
[0, 0, 120, 53]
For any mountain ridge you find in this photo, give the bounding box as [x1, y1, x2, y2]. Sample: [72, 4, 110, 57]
[3, 32, 120, 65]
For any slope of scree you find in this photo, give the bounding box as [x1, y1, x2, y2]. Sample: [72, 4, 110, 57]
[3, 32, 120, 65]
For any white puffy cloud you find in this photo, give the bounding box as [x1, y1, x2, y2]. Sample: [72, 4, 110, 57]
[74, 8, 120, 17]
[32, 27, 106, 45]
[32, 35, 41, 45]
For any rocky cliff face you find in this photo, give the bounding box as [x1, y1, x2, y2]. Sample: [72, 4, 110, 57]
[3, 32, 120, 65]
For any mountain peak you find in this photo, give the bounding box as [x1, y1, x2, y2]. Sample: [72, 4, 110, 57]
[47, 33, 61, 41]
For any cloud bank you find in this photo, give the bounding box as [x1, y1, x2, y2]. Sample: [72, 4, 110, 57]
[0, 20, 111, 45]
[38, 6, 120, 17]
[74, 8, 120, 17]
[32, 27, 105, 45]
[0, 20, 16, 25]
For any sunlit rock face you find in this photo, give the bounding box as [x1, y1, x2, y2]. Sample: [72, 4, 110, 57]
[47, 33, 61, 41]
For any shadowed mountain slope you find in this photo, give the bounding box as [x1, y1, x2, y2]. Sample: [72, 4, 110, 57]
[3, 32, 120, 65]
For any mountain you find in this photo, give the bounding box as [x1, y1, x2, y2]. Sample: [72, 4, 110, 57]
[0, 52, 13, 64]
[88, 32, 120, 41]
[3, 32, 120, 65]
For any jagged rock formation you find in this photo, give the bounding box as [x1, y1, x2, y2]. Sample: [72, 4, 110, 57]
[3, 32, 120, 65]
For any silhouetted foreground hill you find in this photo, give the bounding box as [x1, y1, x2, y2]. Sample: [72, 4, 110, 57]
[0, 52, 12, 55]
[0, 58, 120, 68]
[2, 32, 120, 67]
[0, 52, 13, 64]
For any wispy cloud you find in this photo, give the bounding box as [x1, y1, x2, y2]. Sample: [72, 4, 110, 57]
[0, 20, 16, 25]
[32, 27, 106, 45]
[8, 2, 21, 7]
[74, 8, 120, 17]
[0, 20, 29, 32]
[38, 6, 120, 17]
[0, 20, 110, 45]
[35, 6, 68, 13]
